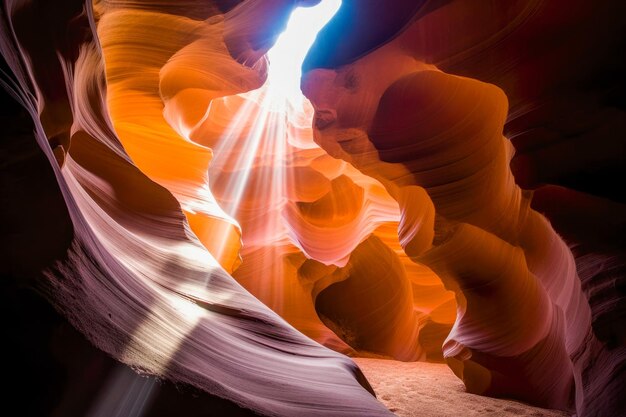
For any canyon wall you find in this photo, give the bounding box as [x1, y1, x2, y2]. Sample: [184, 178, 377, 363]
[303, 1, 625, 415]
[1, 0, 623, 416]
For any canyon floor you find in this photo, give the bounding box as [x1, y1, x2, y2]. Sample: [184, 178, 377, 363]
[355, 358, 570, 417]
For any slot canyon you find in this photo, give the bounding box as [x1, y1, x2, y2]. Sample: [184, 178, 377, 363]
[1, 1, 624, 416]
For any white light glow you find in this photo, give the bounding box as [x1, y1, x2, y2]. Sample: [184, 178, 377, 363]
[206, 0, 341, 272]
[266, 0, 341, 107]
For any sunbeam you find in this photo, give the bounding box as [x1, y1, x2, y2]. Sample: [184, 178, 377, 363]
[207, 0, 341, 258]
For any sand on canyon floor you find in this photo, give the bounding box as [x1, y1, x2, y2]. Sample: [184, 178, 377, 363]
[354, 358, 571, 417]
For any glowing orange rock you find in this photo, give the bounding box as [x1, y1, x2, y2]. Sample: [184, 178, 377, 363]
[1, 1, 396, 415]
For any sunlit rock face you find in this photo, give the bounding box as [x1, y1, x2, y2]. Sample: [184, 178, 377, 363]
[1, 0, 623, 416]
[1, 0, 394, 415]
[303, 42, 585, 411]
[303, 0, 625, 415]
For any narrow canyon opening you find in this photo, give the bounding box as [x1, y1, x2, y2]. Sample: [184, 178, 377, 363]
[265, 0, 341, 106]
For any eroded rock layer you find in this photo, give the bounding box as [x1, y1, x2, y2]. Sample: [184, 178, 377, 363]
[303, 1, 624, 415]
[1, 1, 394, 415]
[2, 0, 623, 416]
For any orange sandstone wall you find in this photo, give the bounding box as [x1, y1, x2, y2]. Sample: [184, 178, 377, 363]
[1, 0, 623, 416]
[303, 0, 625, 415]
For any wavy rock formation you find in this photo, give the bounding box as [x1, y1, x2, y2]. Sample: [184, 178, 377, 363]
[1, 0, 394, 415]
[2, 0, 623, 416]
[167, 15, 455, 361]
[303, 56, 586, 411]
[303, 0, 624, 415]
[201, 86, 453, 361]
